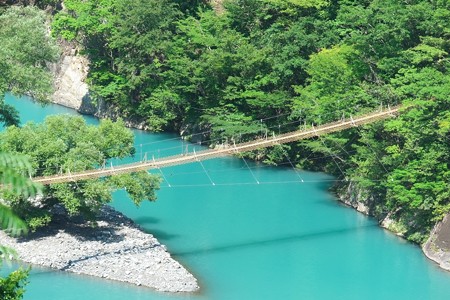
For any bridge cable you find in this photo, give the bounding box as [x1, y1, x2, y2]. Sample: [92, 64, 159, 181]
[320, 122, 361, 160]
[24, 106, 371, 168]
[135, 107, 354, 151]
[194, 148, 215, 186]
[269, 131, 305, 183]
[242, 157, 260, 184]
[146, 148, 359, 179]
[233, 140, 260, 184]
[313, 124, 348, 181]
[154, 177, 392, 189]
[153, 155, 171, 187]
[283, 152, 304, 183]
[308, 120, 363, 182]
[25, 108, 352, 169]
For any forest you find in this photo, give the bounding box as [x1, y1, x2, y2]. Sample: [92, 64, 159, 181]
[48, 0, 450, 243]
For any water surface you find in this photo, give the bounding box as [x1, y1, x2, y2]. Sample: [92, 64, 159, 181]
[2, 95, 450, 299]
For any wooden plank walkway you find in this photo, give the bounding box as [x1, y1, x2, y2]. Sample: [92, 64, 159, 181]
[32, 106, 400, 185]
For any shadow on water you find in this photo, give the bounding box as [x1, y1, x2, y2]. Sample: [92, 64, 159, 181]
[173, 224, 378, 257]
[133, 216, 160, 225]
[141, 228, 180, 241]
[133, 216, 180, 240]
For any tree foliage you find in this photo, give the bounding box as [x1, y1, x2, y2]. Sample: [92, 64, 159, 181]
[0, 152, 40, 299]
[0, 116, 160, 230]
[0, 6, 58, 127]
[0, 268, 29, 300]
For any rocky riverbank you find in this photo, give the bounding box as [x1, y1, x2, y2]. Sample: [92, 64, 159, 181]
[37, 42, 200, 293]
[0, 205, 199, 293]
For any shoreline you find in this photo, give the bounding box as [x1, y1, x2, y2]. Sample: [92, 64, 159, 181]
[337, 190, 450, 273]
[0, 205, 199, 293]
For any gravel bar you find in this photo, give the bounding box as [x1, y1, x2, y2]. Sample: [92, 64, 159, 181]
[0, 206, 199, 293]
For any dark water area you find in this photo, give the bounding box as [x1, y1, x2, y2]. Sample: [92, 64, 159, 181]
[2, 95, 450, 299]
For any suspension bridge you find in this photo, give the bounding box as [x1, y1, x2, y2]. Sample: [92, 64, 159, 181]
[32, 105, 401, 185]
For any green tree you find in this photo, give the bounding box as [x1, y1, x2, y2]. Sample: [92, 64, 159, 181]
[0, 116, 160, 230]
[0, 153, 40, 300]
[0, 8, 54, 295]
[293, 44, 374, 121]
[0, 268, 29, 300]
[0, 6, 58, 127]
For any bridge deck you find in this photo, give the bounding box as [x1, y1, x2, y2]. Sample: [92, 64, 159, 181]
[32, 106, 400, 185]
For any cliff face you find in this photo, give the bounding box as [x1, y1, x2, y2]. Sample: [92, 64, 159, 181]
[336, 182, 372, 215]
[335, 182, 407, 237]
[423, 213, 450, 271]
[50, 42, 149, 130]
[51, 45, 90, 110]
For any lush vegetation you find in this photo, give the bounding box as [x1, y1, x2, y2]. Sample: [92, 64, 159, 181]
[0, 9, 158, 296]
[0, 116, 161, 230]
[0, 5, 160, 297]
[0, 268, 29, 300]
[49, 0, 450, 243]
[0, 6, 59, 127]
[0, 152, 39, 299]
[0, 5, 160, 229]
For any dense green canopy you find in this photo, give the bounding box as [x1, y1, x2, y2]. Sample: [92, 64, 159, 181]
[0, 152, 35, 300]
[0, 6, 59, 127]
[0, 116, 160, 229]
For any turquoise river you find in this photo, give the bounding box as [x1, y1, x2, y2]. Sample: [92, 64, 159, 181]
[2, 94, 450, 299]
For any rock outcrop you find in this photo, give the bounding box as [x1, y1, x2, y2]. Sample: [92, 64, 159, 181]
[423, 213, 450, 271]
[50, 41, 90, 110]
[50, 42, 151, 130]
[336, 182, 408, 237]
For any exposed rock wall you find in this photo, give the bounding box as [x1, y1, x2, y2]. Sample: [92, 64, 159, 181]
[50, 40, 89, 110]
[423, 213, 450, 271]
[335, 182, 406, 237]
[336, 182, 372, 215]
[210, 0, 225, 14]
[50, 42, 151, 130]
[78, 96, 149, 130]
